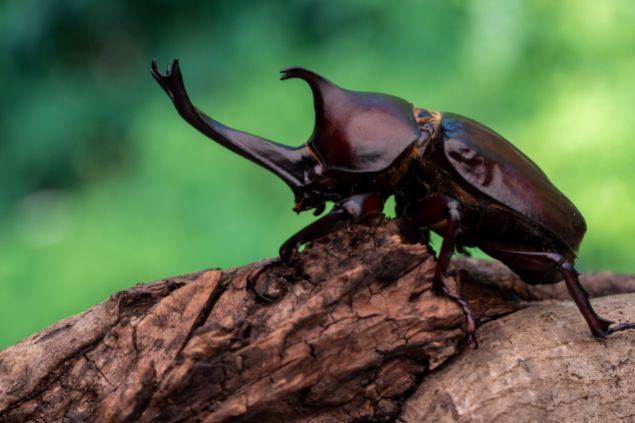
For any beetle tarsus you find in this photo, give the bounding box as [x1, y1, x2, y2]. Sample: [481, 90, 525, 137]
[247, 259, 282, 302]
[433, 280, 478, 348]
[605, 322, 635, 336]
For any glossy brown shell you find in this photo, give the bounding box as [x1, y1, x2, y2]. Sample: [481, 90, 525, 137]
[440, 113, 586, 253]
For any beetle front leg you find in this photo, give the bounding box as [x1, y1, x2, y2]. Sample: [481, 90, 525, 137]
[247, 193, 385, 301]
[405, 195, 477, 346]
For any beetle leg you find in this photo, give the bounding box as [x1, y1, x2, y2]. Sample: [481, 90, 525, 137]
[247, 193, 385, 302]
[559, 262, 630, 337]
[432, 198, 477, 345]
[405, 195, 477, 346]
[480, 248, 635, 338]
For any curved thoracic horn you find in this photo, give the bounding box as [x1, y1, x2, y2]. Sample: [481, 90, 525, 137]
[281, 66, 421, 173]
[152, 59, 315, 197]
[280, 67, 335, 121]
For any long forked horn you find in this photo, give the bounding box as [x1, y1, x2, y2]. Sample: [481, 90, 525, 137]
[151, 59, 313, 196]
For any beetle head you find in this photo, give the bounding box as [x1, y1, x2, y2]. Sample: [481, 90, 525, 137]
[153, 60, 418, 216]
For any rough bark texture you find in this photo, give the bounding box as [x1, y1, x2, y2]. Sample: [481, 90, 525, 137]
[398, 293, 635, 423]
[1, 217, 634, 422]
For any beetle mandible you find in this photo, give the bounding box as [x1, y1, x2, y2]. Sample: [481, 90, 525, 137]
[152, 59, 635, 342]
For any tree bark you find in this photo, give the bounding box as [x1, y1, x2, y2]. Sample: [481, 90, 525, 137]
[1, 217, 634, 422]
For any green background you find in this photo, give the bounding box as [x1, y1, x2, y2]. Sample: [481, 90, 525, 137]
[2, 0, 635, 349]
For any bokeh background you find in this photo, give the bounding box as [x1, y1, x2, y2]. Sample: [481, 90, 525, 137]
[2, 0, 635, 349]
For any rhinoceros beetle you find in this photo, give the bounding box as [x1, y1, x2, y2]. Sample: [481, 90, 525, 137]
[152, 59, 635, 342]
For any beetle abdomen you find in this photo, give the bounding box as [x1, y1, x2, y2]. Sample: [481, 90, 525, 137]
[440, 113, 586, 253]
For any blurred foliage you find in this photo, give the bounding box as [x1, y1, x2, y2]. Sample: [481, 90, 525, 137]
[1, 0, 635, 349]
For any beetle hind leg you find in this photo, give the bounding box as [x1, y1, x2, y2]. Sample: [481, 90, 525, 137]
[482, 247, 635, 338]
[560, 261, 635, 337]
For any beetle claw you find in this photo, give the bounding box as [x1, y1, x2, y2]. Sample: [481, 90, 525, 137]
[585, 315, 635, 339]
[607, 322, 635, 334]
[591, 321, 635, 338]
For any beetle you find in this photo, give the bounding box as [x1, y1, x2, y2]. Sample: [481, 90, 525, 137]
[151, 59, 635, 342]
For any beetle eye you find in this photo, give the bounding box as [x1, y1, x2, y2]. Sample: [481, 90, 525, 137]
[418, 110, 431, 119]
[304, 165, 322, 185]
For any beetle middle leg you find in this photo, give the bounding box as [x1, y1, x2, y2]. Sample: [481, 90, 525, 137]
[404, 195, 477, 346]
[247, 193, 385, 302]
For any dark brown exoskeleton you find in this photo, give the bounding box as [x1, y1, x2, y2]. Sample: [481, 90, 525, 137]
[152, 59, 635, 343]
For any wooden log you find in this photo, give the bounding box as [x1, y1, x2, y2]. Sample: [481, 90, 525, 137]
[1, 217, 633, 422]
